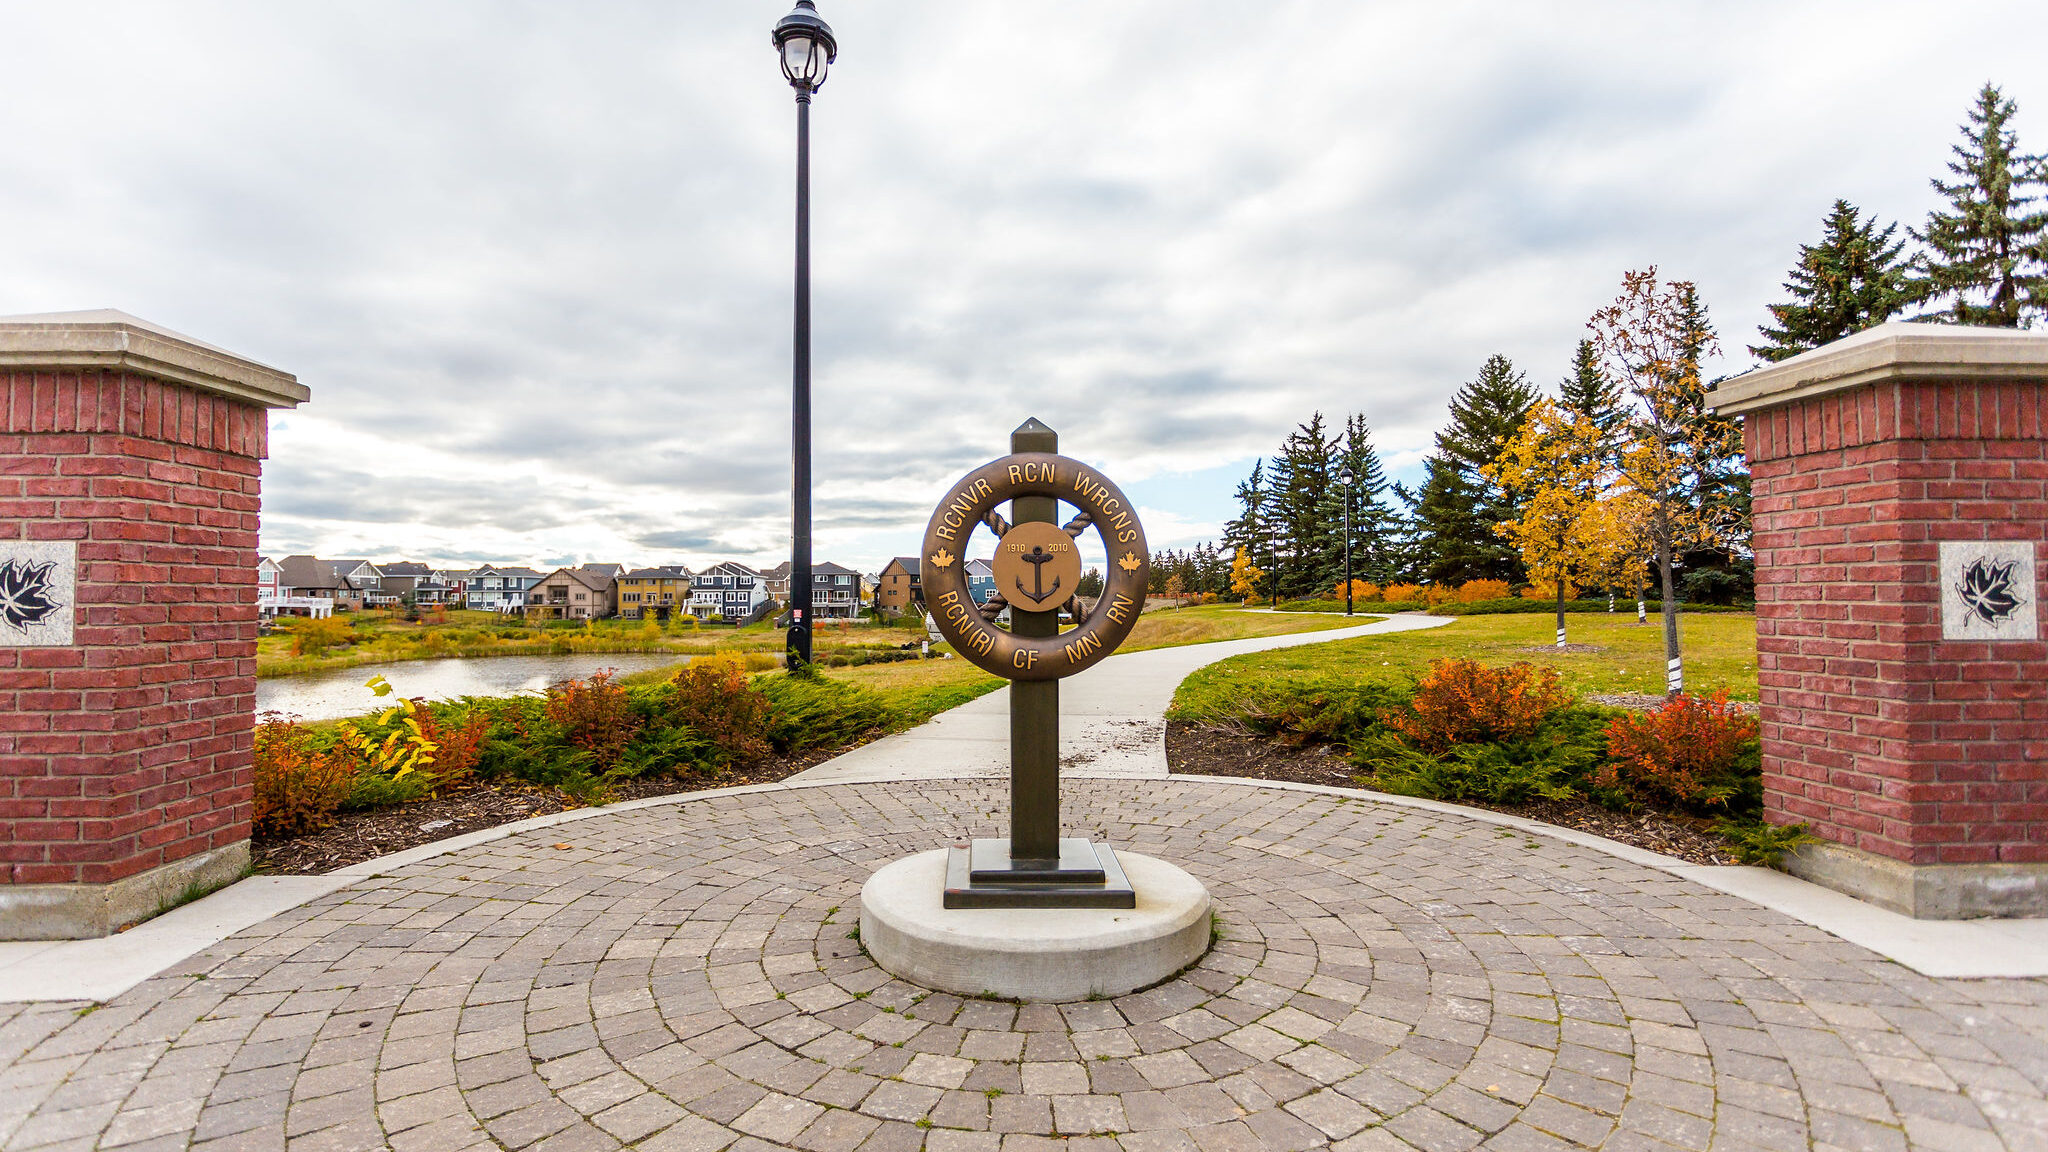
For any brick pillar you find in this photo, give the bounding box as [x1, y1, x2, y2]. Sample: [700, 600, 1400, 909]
[0, 310, 306, 939]
[1714, 323, 2048, 917]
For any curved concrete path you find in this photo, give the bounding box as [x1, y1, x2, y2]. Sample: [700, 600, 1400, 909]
[789, 613, 1450, 785]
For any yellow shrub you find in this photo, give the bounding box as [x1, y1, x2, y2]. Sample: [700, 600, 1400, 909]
[1423, 583, 1458, 606]
[1333, 579, 1381, 602]
[1455, 579, 1513, 602]
[1381, 582, 1424, 603]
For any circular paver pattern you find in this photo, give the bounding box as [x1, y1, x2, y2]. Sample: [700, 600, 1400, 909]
[3, 779, 2048, 1152]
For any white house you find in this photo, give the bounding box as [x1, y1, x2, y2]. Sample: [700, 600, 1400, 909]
[689, 562, 768, 622]
[465, 565, 545, 612]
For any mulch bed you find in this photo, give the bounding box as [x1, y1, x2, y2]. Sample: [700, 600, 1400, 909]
[1164, 719, 1737, 865]
[252, 744, 849, 875]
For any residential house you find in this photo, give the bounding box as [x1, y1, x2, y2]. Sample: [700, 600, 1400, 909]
[256, 557, 334, 619]
[375, 561, 433, 602]
[877, 556, 921, 612]
[328, 560, 393, 608]
[965, 558, 995, 606]
[761, 561, 791, 601]
[433, 570, 471, 604]
[276, 555, 364, 611]
[689, 562, 768, 623]
[524, 566, 619, 621]
[806, 561, 863, 620]
[617, 565, 693, 618]
[465, 565, 544, 612]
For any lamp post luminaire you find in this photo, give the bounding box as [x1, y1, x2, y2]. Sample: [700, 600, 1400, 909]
[773, 0, 837, 670]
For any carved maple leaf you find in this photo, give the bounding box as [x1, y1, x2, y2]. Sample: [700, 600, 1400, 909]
[1117, 552, 1141, 573]
[929, 548, 956, 568]
[1958, 557, 2025, 624]
[0, 559, 62, 633]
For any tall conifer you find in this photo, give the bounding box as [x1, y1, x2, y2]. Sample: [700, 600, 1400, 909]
[1752, 199, 1909, 361]
[1911, 83, 2048, 327]
[1410, 354, 1539, 584]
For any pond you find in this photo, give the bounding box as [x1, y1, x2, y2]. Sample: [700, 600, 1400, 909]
[255, 652, 695, 722]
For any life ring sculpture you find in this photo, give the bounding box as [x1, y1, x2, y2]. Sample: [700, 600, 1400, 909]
[919, 452, 1149, 681]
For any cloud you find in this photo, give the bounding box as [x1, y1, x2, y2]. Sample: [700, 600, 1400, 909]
[0, 1, 2041, 570]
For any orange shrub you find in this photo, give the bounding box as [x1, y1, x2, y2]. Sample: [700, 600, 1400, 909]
[1599, 691, 1760, 809]
[251, 712, 355, 836]
[1381, 582, 1424, 603]
[1385, 658, 1570, 752]
[668, 659, 770, 767]
[1423, 583, 1458, 607]
[545, 670, 642, 771]
[415, 703, 489, 791]
[1520, 578, 1579, 601]
[1456, 579, 1513, 602]
[1333, 579, 1381, 602]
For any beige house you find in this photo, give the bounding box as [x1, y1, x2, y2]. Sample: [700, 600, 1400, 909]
[877, 556, 921, 613]
[523, 566, 619, 620]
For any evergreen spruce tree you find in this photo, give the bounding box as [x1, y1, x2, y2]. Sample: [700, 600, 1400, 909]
[1751, 199, 1909, 361]
[1911, 83, 2048, 328]
[1268, 413, 1342, 598]
[1405, 457, 1492, 586]
[1223, 460, 1273, 601]
[1412, 354, 1539, 584]
[1559, 339, 1626, 443]
[1336, 413, 1399, 584]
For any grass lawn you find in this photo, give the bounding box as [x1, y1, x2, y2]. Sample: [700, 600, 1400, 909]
[1172, 611, 1758, 722]
[1119, 603, 1367, 651]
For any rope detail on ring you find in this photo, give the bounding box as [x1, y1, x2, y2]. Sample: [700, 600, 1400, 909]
[1062, 512, 1091, 538]
[979, 592, 1008, 621]
[983, 512, 1010, 538]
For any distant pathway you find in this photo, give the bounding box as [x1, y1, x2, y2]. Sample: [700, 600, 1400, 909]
[787, 613, 1451, 785]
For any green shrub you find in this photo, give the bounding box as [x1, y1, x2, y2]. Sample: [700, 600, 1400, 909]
[1351, 732, 1577, 806]
[1716, 817, 1819, 867]
[761, 675, 894, 752]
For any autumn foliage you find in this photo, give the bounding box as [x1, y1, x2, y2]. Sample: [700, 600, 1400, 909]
[545, 670, 642, 771]
[1383, 658, 1571, 752]
[665, 656, 771, 768]
[1598, 691, 1759, 809]
[251, 713, 355, 836]
[1454, 579, 1514, 602]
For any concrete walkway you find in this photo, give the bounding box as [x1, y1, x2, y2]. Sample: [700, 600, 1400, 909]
[790, 613, 1451, 785]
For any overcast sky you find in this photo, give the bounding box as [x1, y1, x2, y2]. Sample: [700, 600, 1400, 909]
[1, 2, 2042, 574]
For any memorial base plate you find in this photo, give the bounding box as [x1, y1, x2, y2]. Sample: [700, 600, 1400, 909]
[944, 837, 1136, 908]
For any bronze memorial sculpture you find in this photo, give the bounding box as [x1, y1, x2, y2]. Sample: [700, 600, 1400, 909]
[919, 418, 1149, 908]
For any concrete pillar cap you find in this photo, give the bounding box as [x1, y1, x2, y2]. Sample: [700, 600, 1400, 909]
[1711, 322, 2048, 417]
[0, 309, 307, 409]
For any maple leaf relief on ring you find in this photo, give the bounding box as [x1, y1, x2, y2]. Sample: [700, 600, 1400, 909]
[929, 548, 956, 568]
[1117, 552, 1141, 573]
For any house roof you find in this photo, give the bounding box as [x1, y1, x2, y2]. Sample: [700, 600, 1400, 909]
[277, 555, 348, 591]
[813, 561, 858, 576]
[379, 561, 433, 576]
[582, 563, 624, 579]
[541, 566, 617, 592]
[763, 561, 792, 578]
[622, 565, 693, 579]
[885, 556, 920, 576]
[964, 559, 993, 577]
[700, 561, 760, 578]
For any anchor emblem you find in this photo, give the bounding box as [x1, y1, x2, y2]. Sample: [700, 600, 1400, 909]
[1017, 545, 1061, 603]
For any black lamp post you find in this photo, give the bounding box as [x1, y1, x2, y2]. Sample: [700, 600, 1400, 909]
[773, 1, 837, 671]
[1339, 468, 1355, 616]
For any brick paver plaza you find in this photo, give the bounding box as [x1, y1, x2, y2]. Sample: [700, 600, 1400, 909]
[5, 779, 2047, 1152]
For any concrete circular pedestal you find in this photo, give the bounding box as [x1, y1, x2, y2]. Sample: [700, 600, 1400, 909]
[859, 850, 1211, 1002]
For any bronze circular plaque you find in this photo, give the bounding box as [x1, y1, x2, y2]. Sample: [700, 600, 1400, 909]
[991, 521, 1083, 612]
[920, 452, 1149, 681]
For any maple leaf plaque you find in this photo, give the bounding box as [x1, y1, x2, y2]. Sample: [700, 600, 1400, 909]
[0, 559, 63, 634]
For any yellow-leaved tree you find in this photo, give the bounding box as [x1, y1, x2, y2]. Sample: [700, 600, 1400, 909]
[1483, 399, 1611, 647]
[1228, 547, 1263, 604]
[1581, 487, 1656, 622]
[1590, 268, 1741, 694]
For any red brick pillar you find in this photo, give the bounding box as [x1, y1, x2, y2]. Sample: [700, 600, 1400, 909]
[0, 311, 306, 938]
[1714, 323, 2048, 917]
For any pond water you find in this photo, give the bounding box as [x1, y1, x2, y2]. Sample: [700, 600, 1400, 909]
[256, 653, 695, 722]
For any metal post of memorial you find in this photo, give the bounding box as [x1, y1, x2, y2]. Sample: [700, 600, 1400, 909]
[919, 418, 1149, 906]
[861, 418, 1210, 1002]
